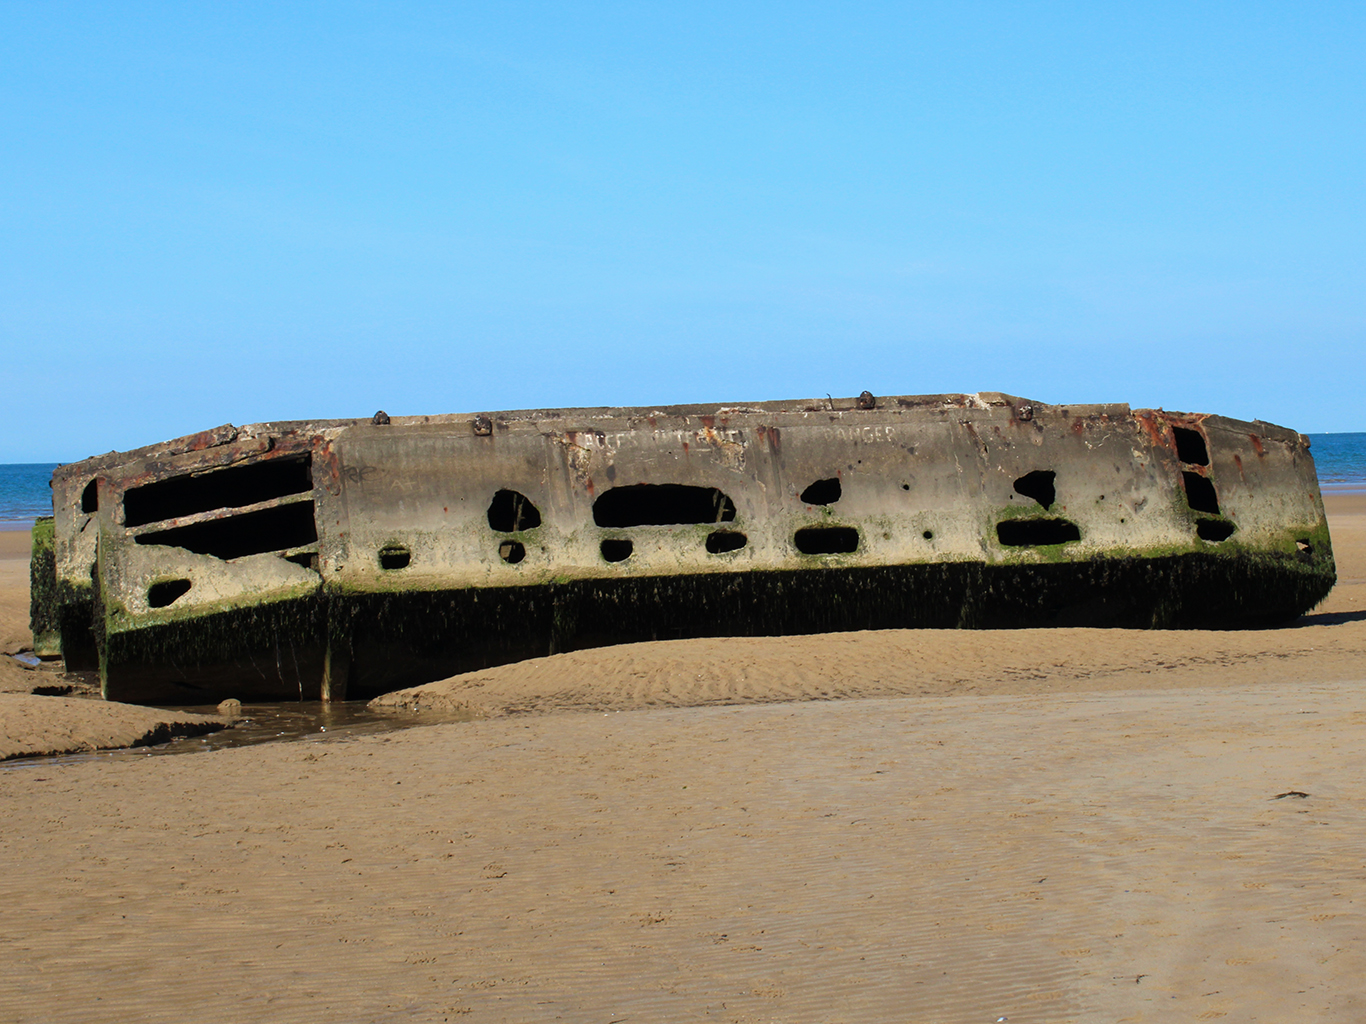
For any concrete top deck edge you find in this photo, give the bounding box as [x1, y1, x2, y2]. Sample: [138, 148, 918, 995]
[54, 392, 1304, 479]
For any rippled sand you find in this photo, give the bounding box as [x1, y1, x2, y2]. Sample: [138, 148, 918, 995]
[1, 495, 1363, 1022]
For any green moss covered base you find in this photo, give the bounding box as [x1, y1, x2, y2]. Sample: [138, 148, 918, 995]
[97, 548, 1334, 705]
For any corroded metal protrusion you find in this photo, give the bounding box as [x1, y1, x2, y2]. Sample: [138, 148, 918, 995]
[36, 391, 1336, 705]
[321, 641, 350, 703]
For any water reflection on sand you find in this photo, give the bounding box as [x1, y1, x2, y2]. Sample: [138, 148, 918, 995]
[0, 700, 478, 768]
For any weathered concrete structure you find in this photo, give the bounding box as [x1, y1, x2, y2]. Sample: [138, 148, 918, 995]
[31, 393, 1334, 704]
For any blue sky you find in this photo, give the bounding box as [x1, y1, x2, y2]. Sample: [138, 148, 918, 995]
[2, 2, 1364, 462]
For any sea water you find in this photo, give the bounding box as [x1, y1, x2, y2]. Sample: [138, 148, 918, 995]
[1309, 433, 1366, 488]
[0, 464, 58, 527]
[2, 434, 1365, 526]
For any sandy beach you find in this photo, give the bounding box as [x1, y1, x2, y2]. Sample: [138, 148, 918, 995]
[1, 496, 1364, 1022]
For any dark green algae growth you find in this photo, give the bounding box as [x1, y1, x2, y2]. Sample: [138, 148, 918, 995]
[90, 546, 1334, 704]
[31, 507, 1335, 703]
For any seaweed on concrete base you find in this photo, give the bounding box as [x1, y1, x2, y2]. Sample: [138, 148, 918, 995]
[100, 594, 328, 704]
[104, 594, 327, 667]
[94, 546, 1335, 705]
[27, 518, 60, 656]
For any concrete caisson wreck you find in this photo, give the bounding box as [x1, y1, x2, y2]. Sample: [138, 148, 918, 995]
[30, 393, 1335, 704]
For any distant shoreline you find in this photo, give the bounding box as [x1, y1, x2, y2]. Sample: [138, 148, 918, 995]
[4, 476, 1366, 529]
[4, 432, 1366, 530]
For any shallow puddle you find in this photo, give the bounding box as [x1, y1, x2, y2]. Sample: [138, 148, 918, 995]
[1, 700, 478, 769]
[169, 700, 479, 754]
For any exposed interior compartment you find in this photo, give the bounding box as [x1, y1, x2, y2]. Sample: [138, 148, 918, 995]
[135, 502, 318, 560]
[123, 455, 313, 527]
[593, 484, 737, 527]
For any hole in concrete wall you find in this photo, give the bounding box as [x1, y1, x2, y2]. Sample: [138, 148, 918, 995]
[80, 480, 98, 514]
[1181, 471, 1221, 515]
[996, 519, 1082, 546]
[800, 478, 842, 505]
[601, 538, 633, 562]
[124, 455, 314, 527]
[147, 579, 192, 608]
[593, 485, 736, 527]
[902, 483, 911, 491]
[499, 541, 526, 564]
[487, 489, 542, 532]
[283, 552, 319, 570]
[705, 530, 747, 554]
[1173, 427, 1210, 466]
[923, 530, 934, 540]
[135, 502, 318, 560]
[1013, 470, 1056, 509]
[1296, 539, 1313, 555]
[379, 544, 411, 570]
[794, 526, 859, 555]
[1196, 519, 1236, 542]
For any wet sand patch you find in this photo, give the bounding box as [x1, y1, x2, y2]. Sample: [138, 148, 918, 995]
[0, 497, 1364, 1020]
[2, 685, 1365, 1022]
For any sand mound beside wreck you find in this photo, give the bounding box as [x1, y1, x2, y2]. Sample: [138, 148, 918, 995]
[372, 493, 1366, 718]
[0, 694, 225, 761]
[370, 612, 1366, 718]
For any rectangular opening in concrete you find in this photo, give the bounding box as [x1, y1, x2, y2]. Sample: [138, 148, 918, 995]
[996, 518, 1082, 546]
[134, 502, 318, 560]
[794, 526, 859, 554]
[1181, 471, 1221, 515]
[1173, 427, 1210, 466]
[593, 485, 736, 527]
[123, 455, 313, 527]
